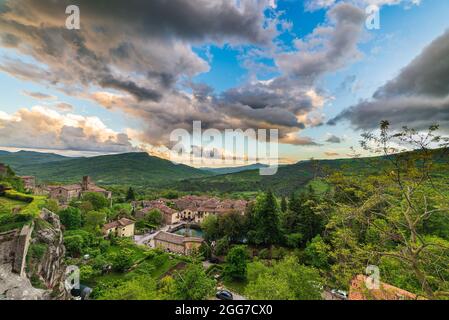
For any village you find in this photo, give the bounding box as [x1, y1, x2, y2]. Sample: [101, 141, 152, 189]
[0, 163, 436, 301]
[7, 170, 247, 256]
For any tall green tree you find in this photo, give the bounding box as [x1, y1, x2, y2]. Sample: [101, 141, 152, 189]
[244, 256, 323, 300]
[280, 196, 287, 213]
[58, 207, 82, 230]
[223, 245, 248, 281]
[249, 191, 281, 246]
[174, 263, 215, 300]
[82, 192, 109, 210]
[126, 187, 136, 202]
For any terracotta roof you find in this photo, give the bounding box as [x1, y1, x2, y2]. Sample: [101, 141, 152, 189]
[153, 231, 203, 245]
[61, 184, 83, 191]
[348, 275, 421, 300]
[86, 185, 107, 192]
[154, 231, 185, 245]
[103, 218, 135, 230]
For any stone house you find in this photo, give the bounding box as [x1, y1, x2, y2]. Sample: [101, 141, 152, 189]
[135, 195, 248, 225]
[153, 231, 203, 255]
[135, 200, 180, 225]
[103, 218, 135, 238]
[48, 176, 111, 204]
[19, 176, 36, 191]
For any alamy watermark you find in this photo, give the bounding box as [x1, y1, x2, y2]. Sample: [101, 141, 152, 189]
[365, 265, 380, 290]
[65, 5, 80, 30]
[366, 5, 380, 30]
[64, 265, 80, 292]
[169, 121, 279, 175]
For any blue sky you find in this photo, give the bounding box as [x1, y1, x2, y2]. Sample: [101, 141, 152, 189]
[0, 0, 448, 165]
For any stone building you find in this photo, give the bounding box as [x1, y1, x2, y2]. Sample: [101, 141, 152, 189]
[135, 200, 180, 225]
[19, 176, 36, 191]
[153, 231, 203, 255]
[103, 218, 135, 238]
[135, 195, 248, 225]
[48, 176, 112, 204]
[0, 223, 33, 277]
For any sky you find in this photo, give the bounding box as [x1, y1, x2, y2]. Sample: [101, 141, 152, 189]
[0, 0, 448, 166]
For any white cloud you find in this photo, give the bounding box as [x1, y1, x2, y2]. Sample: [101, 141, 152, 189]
[0, 106, 138, 153]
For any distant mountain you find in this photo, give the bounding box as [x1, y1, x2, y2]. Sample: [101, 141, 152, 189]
[200, 163, 269, 175]
[0, 151, 211, 186]
[172, 149, 449, 195]
[0, 150, 69, 167]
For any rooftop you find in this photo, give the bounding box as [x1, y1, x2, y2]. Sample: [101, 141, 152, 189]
[348, 275, 421, 300]
[154, 231, 203, 245]
[103, 218, 135, 230]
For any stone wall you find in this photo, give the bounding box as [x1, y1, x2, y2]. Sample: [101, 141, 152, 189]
[0, 223, 33, 277]
[0, 230, 18, 265]
[12, 224, 33, 276]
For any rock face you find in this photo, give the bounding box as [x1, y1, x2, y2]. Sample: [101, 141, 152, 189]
[0, 264, 46, 300]
[0, 208, 68, 300]
[28, 208, 68, 299]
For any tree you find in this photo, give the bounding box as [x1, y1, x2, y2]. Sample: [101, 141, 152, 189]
[281, 196, 287, 213]
[111, 248, 134, 272]
[303, 235, 330, 269]
[64, 235, 84, 257]
[214, 237, 230, 256]
[58, 207, 82, 230]
[82, 192, 109, 210]
[98, 276, 158, 300]
[201, 215, 220, 242]
[146, 209, 163, 226]
[249, 191, 282, 246]
[223, 245, 248, 281]
[218, 211, 246, 242]
[321, 122, 449, 298]
[244, 256, 323, 300]
[84, 210, 106, 233]
[44, 199, 59, 213]
[174, 263, 215, 300]
[126, 187, 136, 202]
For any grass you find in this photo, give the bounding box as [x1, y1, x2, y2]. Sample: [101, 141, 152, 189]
[0, 196, 26, 214]
[0, 194, 42, 232]
[223, 279, 248, 295]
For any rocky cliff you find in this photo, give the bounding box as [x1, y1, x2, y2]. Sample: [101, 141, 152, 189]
[0, 208, 68, 300]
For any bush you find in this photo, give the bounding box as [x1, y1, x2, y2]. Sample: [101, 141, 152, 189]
[111, 248, 134, 272]
[214, 237, 230, 256]
[223, 245, 248, 281]
[81, 193, 109, 210]
[58, 207, 82, 230]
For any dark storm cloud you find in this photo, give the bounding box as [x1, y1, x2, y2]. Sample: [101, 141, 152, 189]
[99, 76, 163, 102]
[329, 29, 449, 130]
[0, 0, 368, 151]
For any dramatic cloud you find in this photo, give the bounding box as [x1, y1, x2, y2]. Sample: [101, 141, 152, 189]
[0, 0, 367, 153]
[329, 29, 449, 130]
[276, 3, 365, 83]
[0, 0, 275, 100]
[0, 106, 137, 153]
